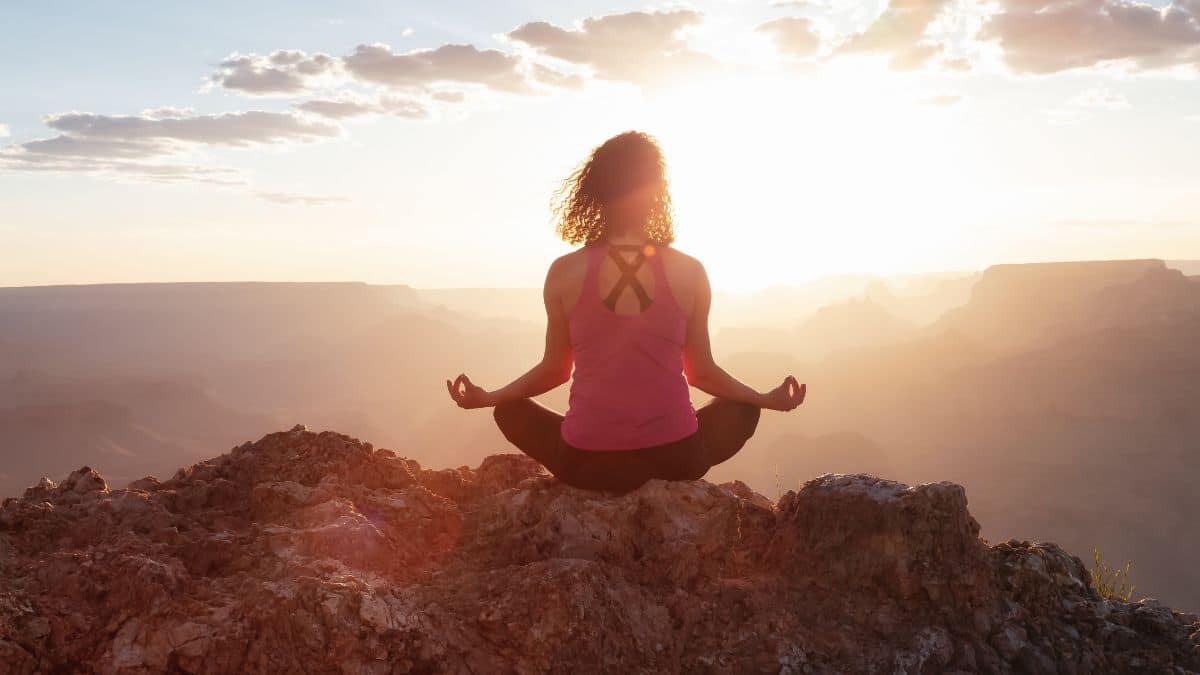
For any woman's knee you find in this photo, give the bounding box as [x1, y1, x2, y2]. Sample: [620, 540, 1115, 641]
[493, 397, 537, 422]
[708, 397, 761, 438]
[492, 398, 532, 441]
[492, 398, 520, 422]
[741, 402, 761, 437]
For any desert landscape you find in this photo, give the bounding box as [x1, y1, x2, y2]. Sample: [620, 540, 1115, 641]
[2, 258, 1198, 614]
[6, 1, 1200, 670]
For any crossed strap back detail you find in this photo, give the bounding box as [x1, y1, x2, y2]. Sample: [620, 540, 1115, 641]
[602, 244, 653, 313]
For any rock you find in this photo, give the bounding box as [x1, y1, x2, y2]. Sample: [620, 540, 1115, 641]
[767, 474, 993, 612]
[991, 625, 1028, 661]
[0, 427, 1196, 674]
[250, 480, 314, 519]
[718, 479, 773, 510]
[65, 467, 108, 495]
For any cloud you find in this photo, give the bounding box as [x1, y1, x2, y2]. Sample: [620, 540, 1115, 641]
[941, 56, 973, 72]
[0, 108, 349, 207]
[293, 98, 378, 119]
[530, 63, 586, 90]
[757, 17, 823, 57]
[507, 10, 723, 86]
[0, 123, 10, 138]
[0, 146, 243, 184]
[920, 92, 963, 106]
[254, 190, 349, 205]
[1072, 87, 1131, 108]
[295, 94, 429, 119]
[140, 106, 195, 120]
[210, 10, 729, 99]
[210, 50, 341, 95]
[431, 90, 467, 103]
[979, 0, 1200, 74]
[343, 43, 529, 92]
[0, 109, 339, 184]
[837, 0, 952, 69]
[39, 110, 339, 152]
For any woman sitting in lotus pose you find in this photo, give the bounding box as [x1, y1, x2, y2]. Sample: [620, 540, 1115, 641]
[446, 130, 805, 492]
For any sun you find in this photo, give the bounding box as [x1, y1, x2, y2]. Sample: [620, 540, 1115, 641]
[641, 63, 973, 290]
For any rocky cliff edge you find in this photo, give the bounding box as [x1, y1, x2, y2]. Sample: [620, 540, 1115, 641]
[1, 426, 1198, 674]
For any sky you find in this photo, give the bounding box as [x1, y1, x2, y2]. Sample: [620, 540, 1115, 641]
[2, 0, 1199, 290]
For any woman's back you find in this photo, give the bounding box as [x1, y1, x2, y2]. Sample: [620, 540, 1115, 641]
[556, 242, 698, 317]
[447, 129, 804, 493]
[557, 242, 700, 450]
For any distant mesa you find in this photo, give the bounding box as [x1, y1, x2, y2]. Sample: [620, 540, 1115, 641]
[1, 427, 1197, 673]
[935, 259, 1200, 350]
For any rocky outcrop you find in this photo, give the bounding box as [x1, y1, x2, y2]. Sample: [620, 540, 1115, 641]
[1, 426, 1197, 674]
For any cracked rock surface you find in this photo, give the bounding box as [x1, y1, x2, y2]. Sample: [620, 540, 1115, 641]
[2, 426, 1198, 673]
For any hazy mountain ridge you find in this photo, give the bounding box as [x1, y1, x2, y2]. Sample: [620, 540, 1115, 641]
[933, 259, 1197, 351]
[709, 259, 1200, 611]
[0, 371, 275, 491]
[2, 426, 1197, 673]
[1, 260, 1198, 611]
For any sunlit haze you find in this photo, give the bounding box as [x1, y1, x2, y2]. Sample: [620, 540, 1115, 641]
[3, 1, 1199, 290]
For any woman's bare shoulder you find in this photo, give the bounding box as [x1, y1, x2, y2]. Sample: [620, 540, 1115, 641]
[545, 247, 590, 287]
[660, 245, 705, 276]
[550, 247, 590, 271]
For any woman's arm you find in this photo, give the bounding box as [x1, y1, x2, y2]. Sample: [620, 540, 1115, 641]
[682, 260, 805, 411]
[446, 260, 574, 409]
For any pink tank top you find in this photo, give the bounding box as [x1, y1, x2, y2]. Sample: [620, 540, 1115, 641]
[560, 242, 699, 451]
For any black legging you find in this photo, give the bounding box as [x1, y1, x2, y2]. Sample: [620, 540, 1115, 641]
[492, 397, 761, 493]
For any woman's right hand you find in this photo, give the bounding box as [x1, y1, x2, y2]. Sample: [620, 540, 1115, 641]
[445, 374, 494, 409]
[760, 376, 806, 411]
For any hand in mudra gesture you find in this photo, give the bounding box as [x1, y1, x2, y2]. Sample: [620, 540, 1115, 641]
[445, 374, 493, 409]
[762, 376, 806, 411]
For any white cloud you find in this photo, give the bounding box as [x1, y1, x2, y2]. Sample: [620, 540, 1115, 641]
[343, 42, 530, 92]
[254, 190, 349, 205]
[139, 106, 195, 120]
[0, 109, 339, 186]
[209, 50, 342, 95]
[431, 90, 467, 103]
[12, 3, 1199, 208]
[507, 10, 724, 87]
[0, 123, 9, 138]
[757, 17, 823, 57]
[0, 108, 350, 207]
[837, 0, 953, 69]
[207, 10, 731, 101]
[41, 110, 338, 150]
[529, 63, 586, 90]
[979, 0, 1200, 74]
[1073, 87, 1131, 109]
[920, 92, 963, 107]
[295, 94, 429, 120]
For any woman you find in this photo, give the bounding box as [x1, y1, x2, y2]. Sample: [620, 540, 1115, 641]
[446, 131, 805, 493]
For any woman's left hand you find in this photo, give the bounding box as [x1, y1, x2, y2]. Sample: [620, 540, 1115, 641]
[759, 376, 806, 411]
[446, 373, 494, 409]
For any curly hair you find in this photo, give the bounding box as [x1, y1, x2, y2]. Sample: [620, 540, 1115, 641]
[552, 131, 675, 245]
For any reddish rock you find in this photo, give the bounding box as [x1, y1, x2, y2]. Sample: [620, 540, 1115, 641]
[0, 427, 1197, 674]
